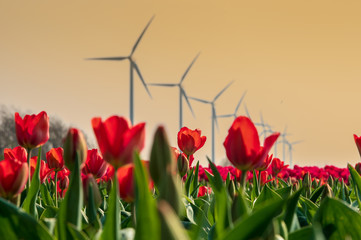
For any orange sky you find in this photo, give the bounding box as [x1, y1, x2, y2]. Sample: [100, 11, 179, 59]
[1, 0, 361, 167]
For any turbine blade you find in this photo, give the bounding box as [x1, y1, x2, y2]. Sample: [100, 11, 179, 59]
[180, 52, 200, 84]
[133, 62, 152, 98]
[131, 16, 155, 55]
[85, 56, 128, 61]
[244, 103, 251, 119]
[234, 90, 247, 114]
[147, 83, 177, 87]
[181, 88, 195, 118]
[291, 140, 303, 145]
[213, 80, 234, 102]
[188, 97, 210, 104]
[217, 114, 233, 118]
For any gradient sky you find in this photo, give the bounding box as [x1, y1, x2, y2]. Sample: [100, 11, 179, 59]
[1, 1, 361, 167]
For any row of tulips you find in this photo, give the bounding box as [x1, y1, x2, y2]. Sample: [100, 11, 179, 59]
[2, 111, 361, 239]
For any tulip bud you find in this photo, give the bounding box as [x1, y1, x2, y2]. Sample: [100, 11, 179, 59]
[354, 134, 361, 158]
[321, 183, 333, 201]
[63, 128, 87, 171]
[327, 175, 334, 188]
[82, 174, 102, 208]
[59, 175, 69, 191]
[292, 182, 299, 192]
[177, 153, 189, 177]
[303, 172, 312, 198]
[150, 126, 175, 187]
[228, 179, 236, 199]
[355, 162, 361, 175]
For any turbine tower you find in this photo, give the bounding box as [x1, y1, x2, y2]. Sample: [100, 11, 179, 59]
[216, 91, 247, 120]
[189, 81, 234, 163]
[147, 54, 199, 129]
[284, 139, 303, 167]
[86, 16, 154, 125]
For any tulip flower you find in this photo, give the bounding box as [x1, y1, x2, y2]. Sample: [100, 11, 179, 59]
[30, 156, 53, 184]
[224, 116, 280, 172]
[4, 146, 27, 163]
[46, 147, 64, 172]
[15, 111, 49, 149]
[354, 134, 361, 158]
[92, 116, 145, 169]
[268, 158, 289, 177]
[260, 171, 274, 186]
[63, 128, 87, 171]
[355, 162, 361, 175]
[172, 148, 189, 177]
[0, 159, 28, 200]
[177, 127, 206, 157]
[198, 186, 212, 197]
[117, 161, 152, 203]
[82, 149, 108, 179]
[257, 154, 273, 171]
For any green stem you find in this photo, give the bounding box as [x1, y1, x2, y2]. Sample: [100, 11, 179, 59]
[54, 171, 58, 208]
[258, 170, 262, 192]
[240, 170, 248, 193]
[26, 148, 32, 191]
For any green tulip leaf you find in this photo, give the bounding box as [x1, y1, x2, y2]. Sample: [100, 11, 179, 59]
[0, 197, 52, 240]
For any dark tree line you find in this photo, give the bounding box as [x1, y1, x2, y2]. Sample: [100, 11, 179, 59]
[0, 106, 94, 160]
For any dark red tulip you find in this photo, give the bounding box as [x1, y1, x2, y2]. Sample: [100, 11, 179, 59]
[223, 116, 280, 171]
[46, 147, 64, 172]
[82, 149, 108, 179]
[260, 171, 274, 186]
[63, 128, 87, 171]
[15, 111, 49, 149]
[0, 159, 28, 199]
[92, 116, 145, 169]
[30, 156, 54, 184]
[355, 162, 361, 175]
[177, 127, 206, 157]
[4, 146, 27, 163]
[354, 134, 361, 158]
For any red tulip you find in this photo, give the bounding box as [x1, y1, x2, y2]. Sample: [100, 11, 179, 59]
[268, 158, 289, 177]
[63, 128, 88, 171]
[57, 170, 69, 198]
[0, 159, 28, 199]
[100, 164, 115, 183]
[30, 156, 54, 184]
[4, 146, 27, 163]
[15, 111, 49, 149]
[46, 147, 64, 172]
[198, 186, 212, 197]
[82, 149, 108, 179]
[223, 116, 280, 171]
[92, 116, 145, 169]
[354, 134, 361, 158]
[355, 162, 361, 175]
[117, 161, 152, 203]
[260, 171, 274, 186]
[257, 154, 273, 171]
[177, 127, 206, 157]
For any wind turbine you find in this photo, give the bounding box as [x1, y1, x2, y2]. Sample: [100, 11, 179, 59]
[86, 16, 154, 125]
[258, 112, 273, 142]
[189, 81, 234, 163]
[147, 54, 199, 130]
[216, 91, 247, 119]
[285, 139, 303, 167]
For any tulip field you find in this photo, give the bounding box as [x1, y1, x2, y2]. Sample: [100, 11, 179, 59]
[2, 112, 361, 240]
